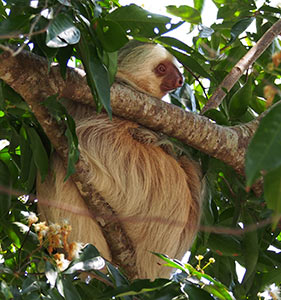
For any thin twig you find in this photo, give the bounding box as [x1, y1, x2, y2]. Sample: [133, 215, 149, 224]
[183, 63, 209, 100]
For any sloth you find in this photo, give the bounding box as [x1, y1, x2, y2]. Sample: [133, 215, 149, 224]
[37, 41, 203, 279]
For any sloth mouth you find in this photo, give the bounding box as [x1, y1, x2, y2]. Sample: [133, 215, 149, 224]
[160, 84, 176, 92]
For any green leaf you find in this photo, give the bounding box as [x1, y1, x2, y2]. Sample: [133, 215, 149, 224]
[26, 126, 49, 182]
[256, 38, 279, 70]
[207, 234, 241, 257]
[183, 283, 215, 300]
[229, 76, 252, 119]
[96, 19, 128, 52]
[0, 160, 11, 218]
[0, 265, 13, 276]
[64, 117, 79, 180]
[264, 165, 281, 214]
[2, 79, 28, 110]
[34, 34, 58, 68]
[19, 127, 37, 192]
[64, 244, 105, 274]
[203, 284, 233, 300]
[203, 109, 229, 125]
[56, 45, 73, 80]
[23, 154, 37, 192]
[153, 252, 188, 273]
[250, 96, 266, 114]
[22, 291, 41, 300]
[194, 0, 204, 12]
[46, 13, 80, 48]
[5, 224, 21, 248]
[42, 95, 79, 180]
[0, 15, 30, 36]
[169, 48, 215, 82]
[183, 263, 233, 300]
[57, 0, 71, 7]
[246, 102, 281, 186]
[216, 46, 247, 72]
[261, 268, 281, 288]
[45, 289, 64, 300]
[0, 82, 4, 109]
[157, 36, 207, 62]
[79, 244, 100, 260]
[13, 221, 39, 251]
[241, 211, 259, 283]
[45, 261, 58, 289]
[106, 4, 183, 38]
[103, 51, 118, 85]
[42, 95, 67, 121]
[19, 130, 32, 183]
[78, 37, 112, 116]
[22, 277, 40, 294]
[2, 0, 32, 5]
[65, 256, 106, 274]
[57, 277, 82, 300]
[166, 5, 201, 24]
[229, 17, 255, 44]
[98, 278, 171, 299]
[0, 281, 13, 300]
[106, 262, 129, 286]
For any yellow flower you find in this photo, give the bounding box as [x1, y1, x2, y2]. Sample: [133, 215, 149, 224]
[195, 255, 204, 261]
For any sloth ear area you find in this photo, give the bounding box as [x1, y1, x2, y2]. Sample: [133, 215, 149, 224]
[116, 42, 184, 99]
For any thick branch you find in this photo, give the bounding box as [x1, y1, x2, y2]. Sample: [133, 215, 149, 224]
[201, 18, 281, 114]
[0, 50, 137, 279]
[0, 49, 262, 176]
[60, 66, 259, 175]
[110, 84, 259, 175]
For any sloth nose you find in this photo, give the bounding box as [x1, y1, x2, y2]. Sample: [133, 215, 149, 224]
[177, 77, 183, 87]
[176, 75, 183, 87]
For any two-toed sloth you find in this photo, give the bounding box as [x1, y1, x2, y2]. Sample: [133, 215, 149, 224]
[37, 41, 203, 279]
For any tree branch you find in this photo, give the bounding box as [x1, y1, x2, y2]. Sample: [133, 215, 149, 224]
[0, 50, 138, 279]
[0, 49, 264, 174]
[201, 18, 281, 114]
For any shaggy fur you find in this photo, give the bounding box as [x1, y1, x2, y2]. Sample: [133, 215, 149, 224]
[37, 42, 203, 279]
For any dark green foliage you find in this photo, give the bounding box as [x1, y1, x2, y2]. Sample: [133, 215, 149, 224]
[246, 102, 281, 186]
[42, 95, 79, 180]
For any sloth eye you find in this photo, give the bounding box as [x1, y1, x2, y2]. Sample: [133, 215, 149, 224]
[156, 63, 166, 74]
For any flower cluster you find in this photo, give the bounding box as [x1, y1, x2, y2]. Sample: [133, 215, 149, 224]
[195, 255, 215, 273]
[28, 213, 82, 270]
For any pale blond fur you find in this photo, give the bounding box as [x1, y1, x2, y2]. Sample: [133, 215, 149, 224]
[116, 42, 179, 99]
[37, 42, 203, 279]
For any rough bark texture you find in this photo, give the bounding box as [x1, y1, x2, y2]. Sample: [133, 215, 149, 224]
[0, 49, 262, 174]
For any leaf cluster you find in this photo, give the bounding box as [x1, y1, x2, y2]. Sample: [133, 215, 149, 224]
[0, 212, 231, 300]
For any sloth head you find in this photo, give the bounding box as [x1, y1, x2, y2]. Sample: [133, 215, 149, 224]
[116, 41, 183, 99]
